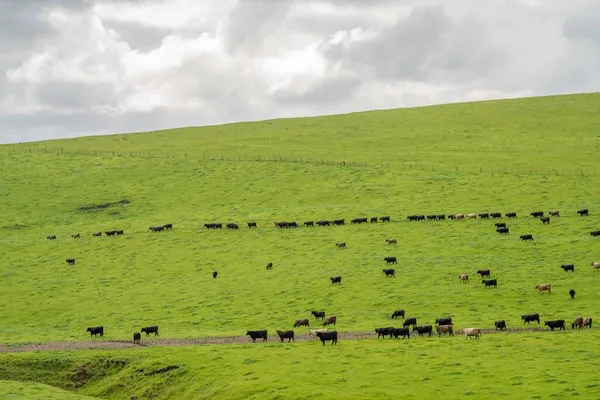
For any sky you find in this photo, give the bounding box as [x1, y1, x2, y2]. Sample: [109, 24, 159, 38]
[0, 0, 599, 144]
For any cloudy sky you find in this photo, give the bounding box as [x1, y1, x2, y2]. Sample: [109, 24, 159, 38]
[0, 0, 599, 144]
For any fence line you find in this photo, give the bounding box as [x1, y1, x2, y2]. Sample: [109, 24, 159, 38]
[0, 146, 596, 177]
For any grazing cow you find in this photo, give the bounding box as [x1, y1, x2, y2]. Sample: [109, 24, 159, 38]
[391, 327, 410, 339]
[577, 209, 589, 216]
[403, 317, 417, 328]
[482, 279, 497, 288]
[479, 213, 489, 219]
[212, 271, 218, 279]
[149, 226, 165, 232]
[133, 332, 141, 344]
[386, 238, 397, 245]
[304, 221, 314, 227]
[247, 222, 257, 229]
[92, 232, 102, 237]
[477, 269, 491, 278]
[72, 233, 80, 239]
[497, 227, 509, 234]
[520, 234, 534, 241]
[495, 222, 506, 228]
[47, 235, 56, 240]
[330, 276, 342, 285]
[311, 311, 325, 320]
[540, 217, 550, 224]
[521, 313, 540, 324]
[383, 269, 395, 277]
[370, 217, 378, 223]
[505, 212, 517, 218]
[435, 318, 452, 326]
[86, 326, 104, 338]
[463, 328, 481, 339]
[413, 325, 433, 337]
[316, 220, 330, 227]
[544, 320, 565, 331]
[66, 258, 76, 265]
[572, 317, 584, 329]
[569, 289, 576, 299]
[226, 223, 239, 230]
[266, 262, 273, 270]
[380, 216, 390, 222]
[293, 319, 310, 328]
[276, 330, 294, 343]
[246, 330, 268, 342]
[458, 274, 469, 283]
[490, 212, 502, 219]
[163, 223, 173, 230]
[375, 327, 394, 339]
[494, 320, 506, 330]
[530, 211, 544, 218]
[583, 318, 593, 328]
[391, 309, 405, 319]
[384, 256, 397, 264]
[316, 330, 338, 345]
[436, 325, 453, 337]
[549, 211, 560, 217]
[561, 264, 574, 272]
[590, 230, 600, 237]
[323, 316, 337, 326]
[535, 283, 551, 294]
[141, 326, 159, 337]
[308, 329, 328, 336]
[336, 242, 347, 249]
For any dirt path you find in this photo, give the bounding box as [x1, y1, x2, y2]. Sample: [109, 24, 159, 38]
[0, 326, 585, 354]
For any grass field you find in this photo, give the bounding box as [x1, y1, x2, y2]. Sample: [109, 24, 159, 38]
[1, 93, 600, 399]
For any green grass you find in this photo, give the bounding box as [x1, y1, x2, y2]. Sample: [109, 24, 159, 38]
[0, 381, 98, 399]
[1, 93, 600, 399]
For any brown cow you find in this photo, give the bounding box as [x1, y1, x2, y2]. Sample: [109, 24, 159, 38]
[571, 317, 584, 329]
[436, 325, 454, 337]
[458, 274, 469, 283]
[535, 283, 551, 294]
[549, 211, 560, 217]
[583, 317, 593, 328]
[293, 319, 309, 328]
[323, 316, 337, 326]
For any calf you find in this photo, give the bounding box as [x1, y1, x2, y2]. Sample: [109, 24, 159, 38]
[293, 319, 309, 328]
[66, 258, 76, 265]
[561, 264, 574, 272]
[535, 283, 551, 294]
[540, 217, 550, 224]
[247, 222, 257, 229]
[435, 318, 452, 326]
[569, 289, 576, 299]
[505, 212, 517, 218]
[530, 211, 544, 218]
[494, 320, 506, 330]
[497, 227, 509, 234]
[384, 256, 397, 264]
[311, 311, 325, 320]
[316, 330, 338, 345]
[335, 242, 346, 249]
[458, 274, 469, 283]
[86, 326, 104, 338]
[520, 234, 534, 241]
[330, 276, 342, 285]
[544, 320, 565, 331]
[383, 269, 395, 277]
[276, 330, 294, 343]
[571, 317, 584, 330]
[477, 269, 491, 278]
[521, 313, 540, 324]
[323, 316, 337, 326]
[391, 309, 405, 319]
[375, 327, 394, 339]
[413, 325, 433, 337]
[133, 332, 141, 344]
[386, 238, 397, 245]
[212, 271, 218, 279]
[577, 208, 589, 216]
[463, 328, 481, 339]
[435, 325, 453, 337]
[47, 235, 57, 240]
[246, 330, 268, 342]
[391, 327, 410, 339]
[141, 326, 159, 337]
[72, 233, 80, 239]
[482, 279, 497, 288]
[403, 317, 417, 328]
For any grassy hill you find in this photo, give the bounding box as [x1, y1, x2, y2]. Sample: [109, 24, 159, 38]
[1, 93, 600, 399]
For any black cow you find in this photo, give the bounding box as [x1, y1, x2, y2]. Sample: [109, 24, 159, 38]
[561, 264, 574, 272]
[540, 217, 550, 224]
[479, 213, 489, 219]
[311, 311, 325, 320]
[530, 211, 544, 218]
[391, 327, 410, 339]
[370, 217, 378, 223]
[403, 317, 417, 328]
[544, 320, 566, 331]
[382, 269, 395, 277]
[375, 327, 394, 339]
[247, 222, 257, 229]
[204, 223, 222, 229]
[477, 269, 491, 278]
[316, 330, 338, 345]
[494, 320, 506, 330]
[490, 212, 502, 219]
[521, 313, 540, 324]
[351, 217, 368, 224]
[482, 279, 497, 287]
[212, 271, 218, 279]
[427, 215, 437, 221]
[116, 230, 124, 235]
[141, 326, 159, 337]
[380, 216, 390, 222]
[330, 276, 342, 285]
[72, 233, 80, 239]
[577, 209, 589, 216]
[520, 234, 534, 241]
[505, 212, 517, 218]
[149, 226, 165, 232]
[569, 289, 576, 299]
[47, 235, 57, 240]
[276, 330, 294, 343]
[435, 318, 452, 325]
[226, 223, 239, 230]
[316, 220, 330, 226]
[133, 332, 141, 344]
[86, 326, 104, 337]
[105, 230, 116, 236]
[384, 257, 397, 264]
[590, 230, 600, 237]
[497, 227, 509, 234]
[304, 221, 314, 227]
[391, 309, 405, 319]
[266, 262, 273, 270]
[447, 214, 456, 220]
[163, 223, 173, 230]
[66, 258, 76, 265]
[495, 222, 506, 228]
[246, 330, 268, 342]
[437, 214, 446, 220]
[331, 219, 345, 226]
[413, 325, 433, 337]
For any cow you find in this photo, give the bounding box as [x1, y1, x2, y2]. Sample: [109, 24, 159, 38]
[311, 311, 325, 320]
[390, 327, 410, 339]
[463, 328, 481, 339]
[47, 235, 56, 240]
[384, 256, 397, 264]
[375, 327, 394, 339]
[66, 258, 76, 265]
[141, 326, 159, 337]
[133, 332, 141, 344]
[535, 283, 551, 294]
[477, 269, 491, 278]
[391, 309, 405, 319]
[247, 222, 257, 229]
[105, 230, 116, 236]
[316, 220, 330, 227]
[561, 264, 574, 272]
[497, 227, 509, 234]
[583, 317, 593, 328]
[266, 262, 273, 270]
[335, 242, 346, 249]
[540, 217, 550, 224]
[495, 222, 506, 228]
[211, 271, 218, 279]
[458, 274, 469, 283]
[549, 211, 560, 217]
[72, 233, 80, 239]
[92, 232, 102, 237]
[427, 215, 437, 221]
[383, 269, 395, 277]
[204, 223, 221, 229]
[351, 217, 368, 224]
[591, 230, 600, 237]
[530, 211, 544, 218]
[386, 238, 397, 245]
[330, 276, 342, 285]
[593, 262, 600, 270]
[490, 212, 502, 219]
[482, 279, 497, 288]
[323, 316, 337, 326]
[413, 325, 433, 337]
[521, 313, 540, 324]
[466, 213, 476, 219]
[455, 214, 465, 220]
[226, 223, 239, 230]
[437, 214, 446, 220]
[436, 325, 453, 337]
[479, 213, 490, 219]
[435, 318, 452, 326]
[116, 230, 124, 235]
[571, 317, 584, 329]
[380, 216, 391, 222]
[86, 326, 104, 338]
[569, 289, 576, 299]
[447, 214, 456, 220]
[331, 219, 345, 226]
[293, 319, 309, 328]
[403, 317, 417, 328]
[577, 209, 589, 216]
[276, 330, 294, 343]
[308, 329, 328, 336]
[370, 217, 378, 223]
[246, 330, 268, 342]
[316, 330, 338, 345]
[163, 223, 173, 230]
[494, 320, 506, 330]
[407, 215, 418, 221]
[544, 320, 565, 331]
[304, 221, 314, 227]
[149, 226, 165, 232]
[505, 212, 517, 218]
[520, 234, 534, 241]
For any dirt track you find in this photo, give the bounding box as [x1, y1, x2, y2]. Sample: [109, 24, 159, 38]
[1, 326, 587, 354]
